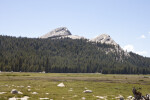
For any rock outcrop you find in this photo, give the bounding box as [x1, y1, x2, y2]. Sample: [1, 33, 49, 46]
[62, 35, 84, 39]
[40, 27, 84, 39]
[91, 34, 118, 46]
[40, 27, 129, 58]
[40, 27, 71, 38]
[91, 34, 130, 58]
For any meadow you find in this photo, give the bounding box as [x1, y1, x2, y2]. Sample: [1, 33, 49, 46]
[0, 72, 150, 100]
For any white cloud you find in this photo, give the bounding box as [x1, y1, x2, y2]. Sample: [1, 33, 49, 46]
[123, 45, 134, 52]
[135, 51, 147, 56]
[140, 35, 146, 39]
[123, 44, 148, 57]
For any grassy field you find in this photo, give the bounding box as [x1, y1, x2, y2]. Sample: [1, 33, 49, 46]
[0, 72, 150, 100]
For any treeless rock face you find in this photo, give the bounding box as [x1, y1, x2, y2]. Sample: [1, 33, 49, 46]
[40, 27, 84, 39]
[91, 34, 118, 46]
[40, 27, 71, 38]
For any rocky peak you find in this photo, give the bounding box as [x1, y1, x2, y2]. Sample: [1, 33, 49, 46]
[91, 34, 130, 57]
[40, 28, 130, 58]
[40, 27, 71, 38]
[91, 34, 118, 46]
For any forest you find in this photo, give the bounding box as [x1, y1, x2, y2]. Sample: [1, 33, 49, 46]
[0, 35, 150, 74]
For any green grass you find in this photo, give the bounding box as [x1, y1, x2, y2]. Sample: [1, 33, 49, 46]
[0, 72, 150, 100]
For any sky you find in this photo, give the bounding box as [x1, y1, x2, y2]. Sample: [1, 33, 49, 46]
[0, 0, 150, 57]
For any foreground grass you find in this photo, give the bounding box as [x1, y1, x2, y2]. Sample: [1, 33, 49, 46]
[0, 72, 150, 100]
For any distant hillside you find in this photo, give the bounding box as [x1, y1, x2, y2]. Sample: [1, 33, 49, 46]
[0, 35, 150, 74]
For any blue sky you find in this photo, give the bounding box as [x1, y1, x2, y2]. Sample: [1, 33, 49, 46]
[0, 0, 150, 57]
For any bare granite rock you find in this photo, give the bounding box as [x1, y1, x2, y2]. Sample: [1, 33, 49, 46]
[40, 27, 71, 38]
[40, 28, 130, 58]
[91, 34, 118, 46]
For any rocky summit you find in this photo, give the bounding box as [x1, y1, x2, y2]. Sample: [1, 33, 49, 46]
[90, 34, 129, 57]
[40, 27, 130, 58]
[41, 27, 118, 47]
[40, 27, 84, 39]
[90, 34, 118, 46]
[40, 27, 71, 38]
[1, 29, 150, 74]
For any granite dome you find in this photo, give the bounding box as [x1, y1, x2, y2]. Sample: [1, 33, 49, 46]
[91, 34, 118, 46]
[40, 27, 71, 38]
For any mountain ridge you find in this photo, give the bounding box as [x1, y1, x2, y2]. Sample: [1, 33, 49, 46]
[40, 27, 120, 47]
[40, 27, 129, 57]
[0, 27, 150, 74]
[0, 35, 150, 74]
